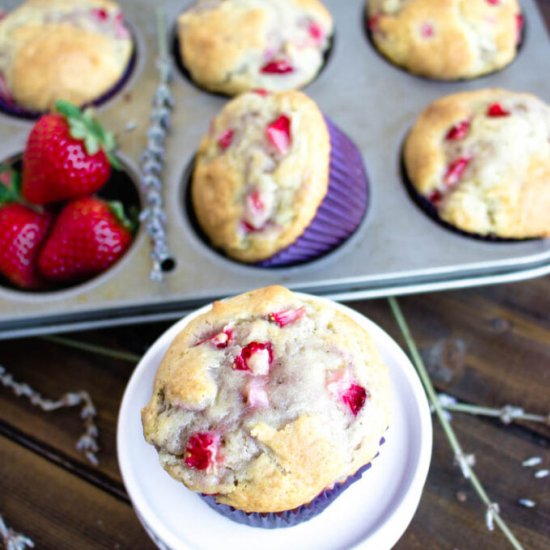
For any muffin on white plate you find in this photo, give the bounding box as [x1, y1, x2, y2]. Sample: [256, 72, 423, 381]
[176, 0, 333, 95]
[404, 89, 550, 239]
[0, 0, 134, 113]
[141, 286, 391, 527]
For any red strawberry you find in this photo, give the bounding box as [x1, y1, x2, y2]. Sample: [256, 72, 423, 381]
[266, 115, 292, 155]
[444, 157, 471, 186]
[38, 196, 134, 283]
[0, 167, 51, 289]
[196, 326, 233, 349]
[184, 432, 220, 471]
[260, 59, 294, 74]
[268, 306, 306, 327]
[217, 129, 234, 151]
[445, 120, 470, 141]
[516, 14, 524, 44]
[233, 342, 274, 375]
[22, 100, 120, 205]
[486, 103, 510, 117]
[427, 189, 443, 207]
[342, 384, 368, 416]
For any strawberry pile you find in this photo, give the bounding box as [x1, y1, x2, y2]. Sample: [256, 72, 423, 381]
[0, 101, 135, 291]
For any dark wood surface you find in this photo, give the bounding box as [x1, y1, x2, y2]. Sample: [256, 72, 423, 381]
[2, 4, 550, 549]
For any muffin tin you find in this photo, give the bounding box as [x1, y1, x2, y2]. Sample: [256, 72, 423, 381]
[0, 0, 549, 338]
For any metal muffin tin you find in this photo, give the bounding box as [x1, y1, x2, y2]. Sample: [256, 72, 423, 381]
[0, 0, 549, 339]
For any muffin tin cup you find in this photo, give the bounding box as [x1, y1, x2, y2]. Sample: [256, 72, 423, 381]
[117, 293, 432, 549]
[257, 118, 368, 267]
[0, 0, 549, 337]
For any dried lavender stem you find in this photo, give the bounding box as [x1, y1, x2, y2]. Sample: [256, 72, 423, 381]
[439, 401, 549, 425]
[388, 297, 524, 550]
[41, 335, 140, 363]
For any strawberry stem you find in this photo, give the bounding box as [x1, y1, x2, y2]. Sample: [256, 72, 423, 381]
[108, 200, 137, 233]
[54, 100, 121, 170]
[0, 164, 22, 205]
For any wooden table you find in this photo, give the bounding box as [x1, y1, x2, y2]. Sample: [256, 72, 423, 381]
[2, 4, 550, 549]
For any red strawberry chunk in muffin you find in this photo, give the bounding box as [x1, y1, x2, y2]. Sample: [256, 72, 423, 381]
[210, 327, 233, 349]
[91, 7, 109, 21]
[260, 59, 294, 75]
[342, 384, 368, 416]
[367, 14, 380, 32]
[217, 129, 234, 151]
[445, 120, 471, 141]
[516, 14, 524, 44]
[486, 0, 500, 5]
[420, 23, 434, 38]
[233, 342, 274, 375]
[244, 189, 270, 230]
[244, 377, 269, 409]
[266, 115, 291, 155]
[184, 432, 220, 471]
[427, 189, 443, 207]
[327, 369, 368, 416]
[487, 103, 510, 117]
[444, 157, 471, 186]
[268, 306, 306, 327]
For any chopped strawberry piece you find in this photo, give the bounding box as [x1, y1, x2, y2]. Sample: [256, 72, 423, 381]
[266, 115, 291, 155]
[444, 157, 471, 186]
[342, 383, 368, 416]
[420, 23, 434, 38]
[308, 21, 324, 42]
[211, 328, 233, 348]
[367, 14, 380, 32]
[268, 306, 306, 327]
[217, 129, 234, 151]
[240, 220, 258, 233]
[233, 342, 274, 375]
[445, 120, 470, 141]
[516, 14, 524, 44]
[486, 0, 500, 5]
[261, 59, 294, 74]
[247, 189, 264, 215]
[184, 432, 219, 471]
[91, 8, 109, 21]
[252, 89, 270, 96]
[486, 103, 510, 117]
[245, 378, 269, 409]
[427, 189, 443, 207]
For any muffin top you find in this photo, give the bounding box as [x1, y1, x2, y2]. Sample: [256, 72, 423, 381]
[0, 0, 133, 112]
[404, 89, 550, 239]
[366, 0, 522, 80]
[142, 286, 391, 513]
[192, 90, 331, 263]
[177, 0, 333, 95]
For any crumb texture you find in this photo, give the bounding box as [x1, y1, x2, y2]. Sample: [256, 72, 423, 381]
[142, 286, 392, 513]
[404, 89, 550, 238]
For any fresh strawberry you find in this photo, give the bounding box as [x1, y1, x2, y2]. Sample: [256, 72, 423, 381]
[233, 342, 274, 375]
[0, 167, 51, 289]
[184, 432, 220, 471]
[38, 196, 134, 283]
[22, 100, 120, 205]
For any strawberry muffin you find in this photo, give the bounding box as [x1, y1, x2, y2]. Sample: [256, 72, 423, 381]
[176, 0, 333, 95]
[141, 286, 391, 527]
[404, 89, 550, 239]
[366, 0, 523, 80]
[191, 90, 368, 266]
[0, 0, 134, 113]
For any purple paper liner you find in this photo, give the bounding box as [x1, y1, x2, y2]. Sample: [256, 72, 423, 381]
[400, 153, 536, 243]
[0, 32, 137, 120]
[257, 117, 369, 267]
[201, 435, 386, 529]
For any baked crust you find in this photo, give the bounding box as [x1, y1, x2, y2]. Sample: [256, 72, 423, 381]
[177, 0, 333, 95]
[366, 0, 521, 80]
[404, 89, 550, 238]
[192, 90, 331, 262]
[142, 286, 392, 513]
[0, 0, 133, 111]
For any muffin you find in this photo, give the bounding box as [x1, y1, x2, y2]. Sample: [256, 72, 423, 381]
[141, 285, 391, 527]
[191, 90, 368, 266]
[177, 0, 333, 95]
[404, 89, 550, 239]
[0, 0, 133, 113]
[366, 0, 523, 80]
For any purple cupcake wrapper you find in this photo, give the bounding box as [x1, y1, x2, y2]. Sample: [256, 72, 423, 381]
[201, 435, 386, 529]
[0, 34, 137, 120]
[257, 117, 368, 267]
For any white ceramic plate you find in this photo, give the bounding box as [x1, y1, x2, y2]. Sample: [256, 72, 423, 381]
[117, 294, 433, 550]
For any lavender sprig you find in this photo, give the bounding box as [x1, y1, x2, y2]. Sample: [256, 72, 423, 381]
[139, 8, 176, 281]
[0, 515, 34, 550]
[0, 365, 99, 466]
[388, 297, 524, 550]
